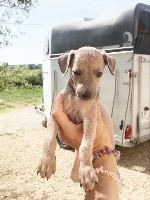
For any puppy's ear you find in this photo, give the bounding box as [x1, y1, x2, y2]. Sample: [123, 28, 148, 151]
[103, 53, 116, 76]
[58, 50, 75, 76]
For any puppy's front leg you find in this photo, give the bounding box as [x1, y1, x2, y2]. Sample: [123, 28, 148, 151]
[79, 114, 98, 191]
[70, 150, 80, 183]
[37, 116, 59, 179]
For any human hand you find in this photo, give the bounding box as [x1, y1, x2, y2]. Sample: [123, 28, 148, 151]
[52, 93, 83, 150]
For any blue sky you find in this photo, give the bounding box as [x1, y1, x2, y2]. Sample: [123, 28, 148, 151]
[0, 0, 150, 64]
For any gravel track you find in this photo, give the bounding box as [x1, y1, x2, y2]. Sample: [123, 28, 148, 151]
[0, 107, 149, 200]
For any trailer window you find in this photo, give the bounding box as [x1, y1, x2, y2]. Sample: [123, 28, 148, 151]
[134, 11, 150, 55]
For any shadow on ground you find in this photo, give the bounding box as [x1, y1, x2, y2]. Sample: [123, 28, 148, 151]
[116, 140, 150, 174]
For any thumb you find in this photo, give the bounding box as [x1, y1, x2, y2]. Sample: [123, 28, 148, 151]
[53, 93, 64, 112]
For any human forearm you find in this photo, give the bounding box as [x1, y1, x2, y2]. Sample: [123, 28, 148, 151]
[52, 94, 83, 150]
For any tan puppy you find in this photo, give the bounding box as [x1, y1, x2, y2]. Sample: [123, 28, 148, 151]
[52, 94, 120, 200]
[37, 47, 119, 199]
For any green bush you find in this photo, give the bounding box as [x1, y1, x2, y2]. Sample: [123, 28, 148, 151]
[0, 64, 42, 91]
[25, 70, 42, 86]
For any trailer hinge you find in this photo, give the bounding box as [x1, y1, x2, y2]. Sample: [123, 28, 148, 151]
[139, 56, 150, 62]
[132, 72, 138, 78]
[131, 138, 140, 145]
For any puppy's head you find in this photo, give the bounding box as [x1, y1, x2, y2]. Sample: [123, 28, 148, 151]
[58, 47, 116, 100]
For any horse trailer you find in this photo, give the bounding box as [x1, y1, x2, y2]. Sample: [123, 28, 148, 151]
[36, 3, 150, 147]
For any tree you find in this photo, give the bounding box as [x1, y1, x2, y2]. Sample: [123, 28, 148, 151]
[0, 0, 38, 47]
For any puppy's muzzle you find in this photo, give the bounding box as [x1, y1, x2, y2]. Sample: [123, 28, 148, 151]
[78, 91, 92, 100]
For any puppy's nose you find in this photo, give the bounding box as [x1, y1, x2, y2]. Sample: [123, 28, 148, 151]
[82, 91, 91, 99]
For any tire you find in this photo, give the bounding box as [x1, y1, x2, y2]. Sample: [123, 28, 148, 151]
[56, 135, 74, 150]
[42, 117, 47, 128]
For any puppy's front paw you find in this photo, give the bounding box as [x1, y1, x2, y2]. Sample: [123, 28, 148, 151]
[79, 166, 98, 192]
[37, 154, 56, 180]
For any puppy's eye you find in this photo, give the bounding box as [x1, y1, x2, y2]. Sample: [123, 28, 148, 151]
[96, 72, 103, 77]
[73, 70, 81, 76]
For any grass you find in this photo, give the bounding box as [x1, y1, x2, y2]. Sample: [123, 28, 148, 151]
[0, 132, 15, 136]
[0, 87, 43, 112]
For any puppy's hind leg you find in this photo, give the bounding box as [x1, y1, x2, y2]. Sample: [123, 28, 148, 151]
[37, 116, 59, 179]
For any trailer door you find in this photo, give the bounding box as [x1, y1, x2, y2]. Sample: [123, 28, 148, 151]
[138, 55, 150, 142]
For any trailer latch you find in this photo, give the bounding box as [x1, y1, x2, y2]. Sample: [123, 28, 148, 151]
[119, 120, 124, 130]
[144, 107, 149, 111]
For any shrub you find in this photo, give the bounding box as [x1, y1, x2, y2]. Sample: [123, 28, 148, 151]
[0, 64, 42, 91]
[25, 70, 42, 86]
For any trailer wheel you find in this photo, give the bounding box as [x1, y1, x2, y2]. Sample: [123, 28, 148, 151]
[42, 117, 47, 128]
[56, 135, 74, 150]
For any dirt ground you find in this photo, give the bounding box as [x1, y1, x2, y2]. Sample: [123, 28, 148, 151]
[0, 106, 150, 200]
